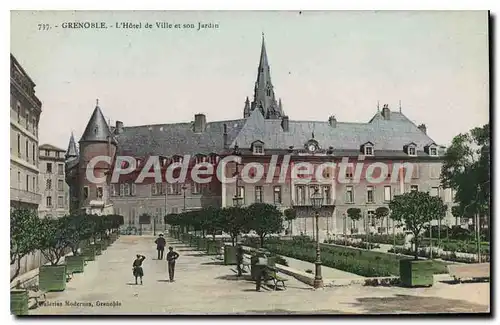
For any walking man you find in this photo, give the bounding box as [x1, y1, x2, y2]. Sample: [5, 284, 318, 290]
[166, 246, 180, 282]
[155, 234, 166, 260]
[236, 244, 244, 277]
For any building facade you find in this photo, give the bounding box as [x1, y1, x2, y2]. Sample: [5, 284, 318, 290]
[38, 144, 70, 218]
[65, 36, 457, 237]
[10, 54, 42, 211]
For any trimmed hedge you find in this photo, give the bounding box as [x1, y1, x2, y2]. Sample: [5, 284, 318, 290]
[244, 237, 449, 277]
[324, 238, 381, 250]
[351, 234, 405, 246]
[388, 246, 490, 263]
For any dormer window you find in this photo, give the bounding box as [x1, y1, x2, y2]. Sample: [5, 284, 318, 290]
[404, 142, 417, 157]
[424, 143, 439, 157]
[173, 155, 183, 163]
[251, 140, 265, 155]
[360, 142, 374, 156]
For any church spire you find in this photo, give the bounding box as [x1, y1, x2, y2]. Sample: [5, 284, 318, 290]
[80, 100, 117, 144]
[250, 34, 281, 119]
[243, 96, 251, 118]
[65, 132, 78, 159]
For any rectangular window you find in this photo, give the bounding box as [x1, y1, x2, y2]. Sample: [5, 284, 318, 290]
[367, 186, 374, 203]
[171, 207, 179, 214]
[58, 196, 64, 208]
[255, 186, 263, 203]
[408, 147, 416, 156]
[120, 184, 125, 196]
[46, 163, 52, 173]
[346, 186, 354, 203]
[131, 183, 136, 196]
[111, 184, 117, 196]
[253, 145, 263, 154]
[237, 186, 245, 204]
[32, 118, 37, 137]
[412, 164, 420, 179]
[273, 186, 282, 204]
[345, 166, 353, 178]
[45, 150, 49, 156]
[410, 185, 419, 192]
[192, 182, 201, 194]
[46, 196, 52, 207]
[32, 144, 36, 164]
[17, 103, 21, 122]
[97, 187, 103, 198]
[430, 187, 439, 197]
[25, 175, 29, 191]
[46, 179, 52, 190]
[322, 185, 331, 205]
[17, 134, 21, 157]
[296, 185, 306, 205]
[56, 152, 60, 158]
[430, 147, 438, 156]
[58, 179, 64, 191]
[364, 146, 373, 156]
[25, 140, 29, 160]
[33, 176, 36, 192]
[151, 183, 157, 196]
[384, 186, 392, 202]
[17, 172, 21, 188]
[124, 184, 130, 196]
[58, 164, 64, 175]
[83, 187, 89, 200]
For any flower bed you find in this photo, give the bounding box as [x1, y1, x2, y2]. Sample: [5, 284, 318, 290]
[351, 234, 405, 246]
[244, 237, 449, 277]
[418, 238, 490, 255]
[388, 246, 490, 263]
[324, 238, 381, 250]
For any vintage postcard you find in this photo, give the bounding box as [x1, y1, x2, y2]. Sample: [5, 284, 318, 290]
[9, 10, 490, 315]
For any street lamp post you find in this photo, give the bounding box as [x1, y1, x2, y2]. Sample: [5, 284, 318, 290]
[310, 187, 324, 289]
[182, 184, 187, 212]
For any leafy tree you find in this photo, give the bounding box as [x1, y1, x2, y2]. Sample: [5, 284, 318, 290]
[203, 207, 224, 240]
[247, 203, 284, 247]
[10, 208, 40, 282]
[284, 208, 297, 235]
[63, 214, 92, 256]
[441, 124, 490, 228]
[221, 207, 250, 246]
[346, 207, 362, 233]
[375, 206, 390, 234]
[38, 217, 71, 266]
[389, 191, 447, 259]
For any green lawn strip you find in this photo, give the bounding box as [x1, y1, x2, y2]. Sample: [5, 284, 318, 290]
[246, 238, 449, 277]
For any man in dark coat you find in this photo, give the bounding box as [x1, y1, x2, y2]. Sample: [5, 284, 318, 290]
[166, 246, 180, 282]
[236, 244, 244, 277]
[155, 234, 166, 259]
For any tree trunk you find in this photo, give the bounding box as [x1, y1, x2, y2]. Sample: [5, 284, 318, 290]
[413, 235, 419, 260]
[10, 257, 21, 283]
[260, 235, 265, 248]
[231, 236, 235, 246]
[212, 234, 216, 241]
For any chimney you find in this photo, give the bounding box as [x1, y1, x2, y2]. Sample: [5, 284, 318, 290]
[194, 113, 207, 133]
[223, 123, 228, 148]
[328, 115, 337, 127]
[418, 123, 427, 134]
[281, 116, 289, 132]
[382, 104, 390, 120]
[115, 121, 124, 134]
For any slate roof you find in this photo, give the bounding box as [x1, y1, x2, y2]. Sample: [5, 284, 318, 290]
[39, 143, 66, 152]
[80, 105, 117, 144]
[230, 108, 438, 155]
[114, 119, 246, 157]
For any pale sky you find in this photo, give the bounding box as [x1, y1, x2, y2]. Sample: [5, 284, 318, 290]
[11, 10, 489, 150]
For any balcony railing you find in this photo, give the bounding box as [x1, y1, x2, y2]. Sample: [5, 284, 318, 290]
[10, 187, 41, 205]
[292, 198, 334, 206]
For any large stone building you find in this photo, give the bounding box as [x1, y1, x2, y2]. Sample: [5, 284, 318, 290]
[38, 144, 70, 218]
[65, 36, 456, 237]
[10, 54, 42, 211]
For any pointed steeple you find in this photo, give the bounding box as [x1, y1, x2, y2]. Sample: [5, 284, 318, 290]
[66, 132, 78, 159]
[79, 100, 117, 144]
[250, 34, 281, 119]
[243, 96, 251, 118]
[278, 98, 284, 115]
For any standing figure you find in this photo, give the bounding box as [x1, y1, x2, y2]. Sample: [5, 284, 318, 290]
[166, 246, 180, 282]
[236, 244, 244, 277]
[155, 234, 166, 260]
[132, 254, 146, 285]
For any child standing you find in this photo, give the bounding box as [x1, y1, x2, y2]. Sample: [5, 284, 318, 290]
[132, 254, 146, 285]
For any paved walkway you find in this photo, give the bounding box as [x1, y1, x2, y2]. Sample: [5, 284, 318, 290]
[30, 236, 489, 315]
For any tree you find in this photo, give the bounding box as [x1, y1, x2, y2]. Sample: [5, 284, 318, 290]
[375, 207, 390, 234]
[441, 124, 490, 228]
[346, 207, 362, 233]
[284, 208, 297, 235]
[139, 213, 151, 235]
[63, 214, 92, 256]
[38, 217, 71, 266]
[221, 207, 250, 246]
[247, 203, 284, 247]
[203, 207, 224, 240]
[10, 208, 40, 282]
[389, 191, 447, 259]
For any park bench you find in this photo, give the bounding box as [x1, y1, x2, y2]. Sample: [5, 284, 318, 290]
[265, 266, 288, 291]
[447, 263, 490, 283]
